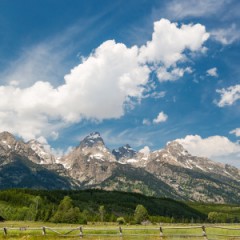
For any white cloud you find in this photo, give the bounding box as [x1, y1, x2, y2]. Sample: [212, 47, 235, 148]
[142, 119, 151, 126]
[139, 19, 209, 67]
[0, 44, 69, 88]
[138, 19, 208, 83]
[206, 67, 218, 77]
[34, 135, 66, 158]
[165, 0, 229, 19]
[0, 18, 209, 141]
[153, 111, 168, 124]
[216, 84, 240, 107]
[176, 135, 240, 167]
[211, 24, 240, 45]
[230, 128, 240, 137]
[9, 80, 19, 86]
[50, 131, 59, 140]
[157, 67, 192, 82]
[0, 15, 110, 88]
[143, 91, 166, 99]
[150, 91, 166, 99]
[61, 40, 150, 121]
[0, 40, 149, 140]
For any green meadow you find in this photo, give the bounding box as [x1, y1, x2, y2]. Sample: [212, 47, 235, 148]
[1, 221, 240, 240]
[1, 189, 240, 239]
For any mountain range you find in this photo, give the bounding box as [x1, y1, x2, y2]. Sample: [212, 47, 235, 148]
[0, 131, 240, 204]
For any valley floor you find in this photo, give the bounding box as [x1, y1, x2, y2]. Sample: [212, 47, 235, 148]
[0, 221, 240, 240]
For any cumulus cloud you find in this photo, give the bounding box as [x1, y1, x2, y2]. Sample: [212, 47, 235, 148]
[139, 19, 209, 67]
[211, 24, 240, 45]
[61, 40, 150, 121]
[216, 84, 240, 107]
[230, 128, 240, 137]
[0, 18, 209, 141]
[153, 111, 168, 124]
[138, 19, 208, 83]
[206, 67, 218, 77]
[176, 135, 240, 167]
[0, 40, 149, 140]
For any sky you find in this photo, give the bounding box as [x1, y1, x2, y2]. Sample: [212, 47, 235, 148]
[0, 0, 239, 166]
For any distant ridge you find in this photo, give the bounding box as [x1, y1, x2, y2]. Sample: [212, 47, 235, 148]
[0, 131, 240, 203]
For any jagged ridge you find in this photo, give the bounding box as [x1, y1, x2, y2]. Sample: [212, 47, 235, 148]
[0, 131, 240, 203]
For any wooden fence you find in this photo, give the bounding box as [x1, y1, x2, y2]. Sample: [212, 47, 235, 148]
[2, 225, 240, 239]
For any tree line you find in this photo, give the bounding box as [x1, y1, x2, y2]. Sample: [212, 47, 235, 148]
[0, 189, 239, 224]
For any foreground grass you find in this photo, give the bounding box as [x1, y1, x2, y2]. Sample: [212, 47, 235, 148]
[0, 222, 240, 239]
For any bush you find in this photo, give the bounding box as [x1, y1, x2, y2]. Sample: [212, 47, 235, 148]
[117, 217, 126, 225]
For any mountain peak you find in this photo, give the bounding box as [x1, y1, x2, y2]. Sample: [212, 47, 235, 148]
[88, 132, 101, 138]
[166, 141, 187, 153]
[80, 132, 105, 148]
[166, 141, 189, 157]
[112, 144, 137, 160]
[0, 132, 18, 152]
[167, 140, 183, 148]
[0, 131, 16, 143]
[0, 130, 240, 204]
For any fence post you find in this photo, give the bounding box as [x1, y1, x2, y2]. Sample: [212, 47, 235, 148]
[119, 226, 123, 237]
[42, 226, 46, 236]
[202, 225, 208, 240]
[3, 227, 7, 236]
[79, 226, 83, 238]
[160, 226, 163, 238]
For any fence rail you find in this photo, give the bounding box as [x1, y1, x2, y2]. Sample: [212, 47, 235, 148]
[2, 225, 240, 239]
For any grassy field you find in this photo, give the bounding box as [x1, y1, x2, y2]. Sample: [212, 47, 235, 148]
[1, 221, 240, 240]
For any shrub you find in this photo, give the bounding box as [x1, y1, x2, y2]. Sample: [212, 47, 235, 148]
[117, 217, 126, 225]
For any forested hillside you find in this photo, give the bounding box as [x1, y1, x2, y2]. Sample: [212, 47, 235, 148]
[0, 189, 206, 223]
[0, 189, 239, 224]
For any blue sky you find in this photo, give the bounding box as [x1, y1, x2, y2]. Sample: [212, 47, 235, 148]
[0, 0, 239, 166]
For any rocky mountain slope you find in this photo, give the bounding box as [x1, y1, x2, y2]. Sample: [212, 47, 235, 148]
[0, 153, 74, 190]
[28, 139, 55, 164]
[59, 132, 117, 185]
[0, 132, 41, 165]
[0, 132, 75, 189]
[0, 131, 240, 203]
